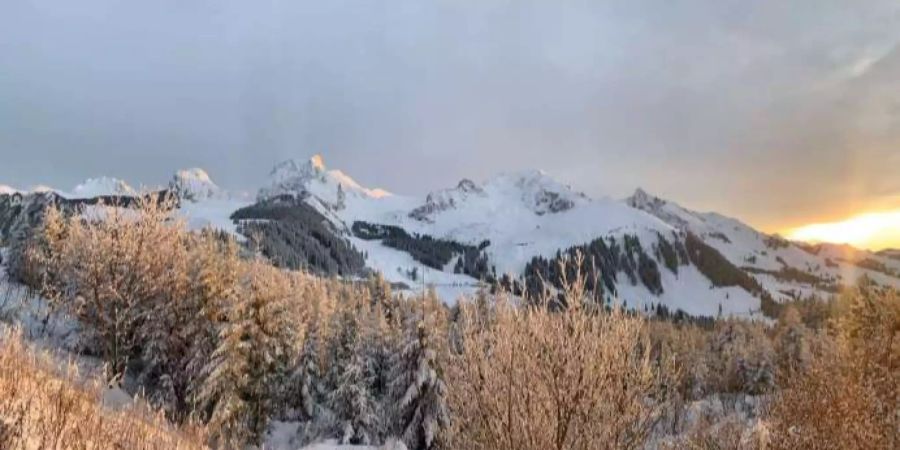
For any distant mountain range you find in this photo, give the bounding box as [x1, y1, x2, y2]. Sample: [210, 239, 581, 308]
[2, 154, 898, 319]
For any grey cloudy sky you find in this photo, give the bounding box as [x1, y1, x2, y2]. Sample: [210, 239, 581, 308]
[2, 0, 900, 231]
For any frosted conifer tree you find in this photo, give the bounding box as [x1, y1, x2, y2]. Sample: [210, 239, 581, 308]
[327, 307, 378, 445]
[389, 315, 450, 450]
[198, 262, 298, 447]
[142, 235, 239, 420]
[336, 183, 347, 210]
[291, 318, 324, 422]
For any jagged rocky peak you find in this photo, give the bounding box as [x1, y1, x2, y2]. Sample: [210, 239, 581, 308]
[409, 178, 487, 221]
[70, 177, 136, 198]
[410, 170, 586, 221]
[489, 169, 586, 215]
[170, 168, 223, 201]
[456, 178, 482, 193]
[270, 155, 327, 185]
[258, 155, 337, 202]
[626, 188, 696, 230]
[258, 154, 390, 204]
[627, 188, 666, 210]
[0, 185, 19, 196]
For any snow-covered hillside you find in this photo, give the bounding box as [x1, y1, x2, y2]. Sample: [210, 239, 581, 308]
[627, 188, 900, 302]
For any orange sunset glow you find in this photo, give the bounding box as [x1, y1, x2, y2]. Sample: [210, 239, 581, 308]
[786, 208, 900, 250]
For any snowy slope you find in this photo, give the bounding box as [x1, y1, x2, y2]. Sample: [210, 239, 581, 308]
[166, 168, 254, 231]
[626, 189, 900, 301]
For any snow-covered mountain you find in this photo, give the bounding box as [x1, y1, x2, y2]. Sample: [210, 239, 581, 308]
[70, 177, 136, 198]
[234, 158, 715, 313]
[2, 154, 898, 319]
[169, 168, 224, 202]
[0, 168, 249, 248]
[258, 155, 391, 205]
[0, 185, 19, 196]
[247, 155, 900, 315]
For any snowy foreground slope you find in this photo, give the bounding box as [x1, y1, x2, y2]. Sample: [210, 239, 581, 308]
[2, 155, 898, 319]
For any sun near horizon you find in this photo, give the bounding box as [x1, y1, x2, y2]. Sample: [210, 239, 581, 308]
[784, 208, 900, 251]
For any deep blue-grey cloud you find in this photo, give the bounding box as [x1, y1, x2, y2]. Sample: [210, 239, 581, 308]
[2, 0, 899, 229]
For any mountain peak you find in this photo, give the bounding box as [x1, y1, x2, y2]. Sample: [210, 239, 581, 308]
[309, 154, 326, 172]
[456, 178, 482, 193]
[0, 185, 20, 196]
[410, 170, 586, 222]
[487, 169, 587, 215]
[627, 188, 666, 210]
[170, 168, 223, 201]
[175, 168, 213, 184]
[70, 177, 135, 199]
[267, 156, 327, 187]
[259, 154, 390, 204]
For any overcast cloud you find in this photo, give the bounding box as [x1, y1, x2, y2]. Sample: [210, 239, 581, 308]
[2, 0, 899, 230]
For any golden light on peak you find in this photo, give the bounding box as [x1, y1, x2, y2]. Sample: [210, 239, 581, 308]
[786, 209, 900, 250]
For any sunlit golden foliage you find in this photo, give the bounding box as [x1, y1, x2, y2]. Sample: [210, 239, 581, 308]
[446, 273, 679, 450]
[766, 285, 899, 449]
[0, 328, 208, 450]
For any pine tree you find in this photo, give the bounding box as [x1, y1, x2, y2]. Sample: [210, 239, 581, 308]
[197, 262, 298, 447]
[291, 317, 324, 422]
[142, 235, 239, 420]
[369, 299, 403, 440]
[336, 183, 347, 210]
[390, 313, 450, 450]
[197, 308, 252, 448]
[327, 306, 379, 445]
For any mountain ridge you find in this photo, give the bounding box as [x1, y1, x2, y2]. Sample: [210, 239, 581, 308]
[2, 155, 898, 319]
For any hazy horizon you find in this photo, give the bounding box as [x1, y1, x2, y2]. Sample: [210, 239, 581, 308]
[2, 1, 899, 248]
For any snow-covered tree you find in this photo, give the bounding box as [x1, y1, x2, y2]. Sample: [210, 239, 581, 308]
[327, 306, 379, 445]
[141, 234, 240, 420]
[336, 183, 346, 210]
[389, 314, 450, 450]
[45, 198, 185, 380]
[197, 261, 300, 447]
[290, 316, 324, 422]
